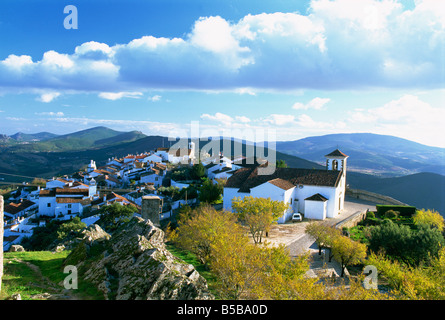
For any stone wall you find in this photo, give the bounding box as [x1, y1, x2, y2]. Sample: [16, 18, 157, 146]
[346, 188, 408, 206]
[336, 210, 367, 229]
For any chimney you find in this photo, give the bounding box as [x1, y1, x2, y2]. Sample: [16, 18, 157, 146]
[141, 196, 162, 227]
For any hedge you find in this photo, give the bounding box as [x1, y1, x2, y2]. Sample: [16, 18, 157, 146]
[376, 205, 417, 217]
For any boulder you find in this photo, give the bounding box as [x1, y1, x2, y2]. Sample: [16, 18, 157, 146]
[9, 245, 25, 252]
[65, 217, 213, 300]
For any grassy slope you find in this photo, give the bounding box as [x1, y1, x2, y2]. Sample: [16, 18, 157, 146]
[0, 251, 103, 300]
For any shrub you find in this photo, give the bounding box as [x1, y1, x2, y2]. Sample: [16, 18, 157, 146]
[384, 210, 399, 220]
[376, 205, 416, 217]
[366, 211, 375, 219]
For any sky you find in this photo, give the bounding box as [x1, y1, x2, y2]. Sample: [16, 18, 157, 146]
[0, 0, 444, 147]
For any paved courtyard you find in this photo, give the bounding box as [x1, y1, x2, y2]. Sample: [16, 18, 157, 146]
[264, 196, 377, 278]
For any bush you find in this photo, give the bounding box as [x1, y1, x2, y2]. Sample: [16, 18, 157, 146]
[366, 211, 375, 219]
[376, 205, 416, 217]
[384, 210, 399, 220]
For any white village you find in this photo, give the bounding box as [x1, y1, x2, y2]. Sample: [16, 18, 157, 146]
[3, 142, 356, 252]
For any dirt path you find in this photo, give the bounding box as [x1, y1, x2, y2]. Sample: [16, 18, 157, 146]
[12, 258, 80, 300]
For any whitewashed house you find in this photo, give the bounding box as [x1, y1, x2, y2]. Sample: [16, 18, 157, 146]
[4, 199, 38, 221]
[223, 149, 349, 223]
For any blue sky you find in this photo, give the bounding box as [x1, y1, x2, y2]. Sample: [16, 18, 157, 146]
[0, 0, 444, 147]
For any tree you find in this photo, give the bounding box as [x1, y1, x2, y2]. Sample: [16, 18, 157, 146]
[331, 235, 367, 277]
[198, 178, 223, 204]
[276, 160, 287, 168]
[305, 222, 342, 258]
[368, 219, 445, 266]
[98, 203, 137, 231]
[173, 204, 241, 267]
[192, 162, 206, 180]
[413, 209, 444, 231]
[57, 216, 86, 240]
[367, 248, 445, 299]
[231, 196, 289, 244]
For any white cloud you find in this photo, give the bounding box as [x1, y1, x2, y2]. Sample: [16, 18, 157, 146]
[235, 116, 251, 123]
[98, 91, 143, 100]
[0, 1, 443, 93]
[264, 114, 296, 126]
[293, 97, 331, 110]
[2, 54, 33, 70]
[35, 111, 64, 117]
[348, 94, 445, 147]
[147, 95, 162, 102]
[37, 92, 61, 103]
[201, 112, 234, 124]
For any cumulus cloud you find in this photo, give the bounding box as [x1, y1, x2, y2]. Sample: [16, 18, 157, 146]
[348, 94, 445, 147]
[37, 92, 61, 103]
[98, 91, 143, 100]
[35, 111, 64, 117]
[201, 112, 234, 125]
[0, 0, 443, 94]
[147, 95, 162, 102]
[293, 97, 331, 110]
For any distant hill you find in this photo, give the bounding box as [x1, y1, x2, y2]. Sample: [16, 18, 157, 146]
[5, 126, 147, 152]
[347, 171, 445, 216]
[275, 133, 445, 176]
[0, 127, 443, 215]
[10, 131, 59, 142]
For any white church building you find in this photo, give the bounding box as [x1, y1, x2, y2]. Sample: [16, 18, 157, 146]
[223, 149, 349, 223]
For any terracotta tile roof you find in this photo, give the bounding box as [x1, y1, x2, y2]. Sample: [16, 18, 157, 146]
[4, 200, 36, 214]
[225, 165, 342, 193]
[56, 197, 83, 204]
[305, 193, 328, 202]
[267, 178, 296, 190]
[325, 149, 348, 158]
[55, 188, 89, 196]
[40, 189, 56, 197]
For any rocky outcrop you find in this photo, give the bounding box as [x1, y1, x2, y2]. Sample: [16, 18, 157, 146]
[9, 245, 26, 252]
[65, 217, 213, 300]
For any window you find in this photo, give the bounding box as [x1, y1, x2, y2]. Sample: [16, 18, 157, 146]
[68, 204, 72, 208]
[47, 203, 51, 207]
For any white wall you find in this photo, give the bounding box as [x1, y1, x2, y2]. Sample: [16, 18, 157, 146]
[305, 200, 327, 220]
[38, 197, 56, 217]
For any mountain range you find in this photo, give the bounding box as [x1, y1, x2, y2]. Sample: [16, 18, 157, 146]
[1, 127, 444, 215]
[275, 133, 445, 177]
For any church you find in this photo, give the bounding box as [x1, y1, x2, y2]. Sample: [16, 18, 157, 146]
[223, 149, 349, 222]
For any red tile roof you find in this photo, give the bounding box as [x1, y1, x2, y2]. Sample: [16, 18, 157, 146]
[225, 164, 342, 193]
[325, 149, 348, 158]
[4, 200, 36, 214]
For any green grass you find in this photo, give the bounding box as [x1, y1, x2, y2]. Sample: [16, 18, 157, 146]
[1, 250, 103, 300]
[166, 242, 221, 299]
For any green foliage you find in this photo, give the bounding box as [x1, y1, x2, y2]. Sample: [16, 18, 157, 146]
[366, 211, 375, 219]
[198, 178, 223, 204]
[22, 217, 85, 251]
[384, 210, 399, 219]
[169, 163, 207, 182]
[232, 196, 289, 244]
[98, 203, 137, 232]
[56, 216, 86, 240]
[276, 159, 288, 168]
[413, 209, 444, 231]
[376, 205, 416, 217]
[367, 219, 445, 266]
